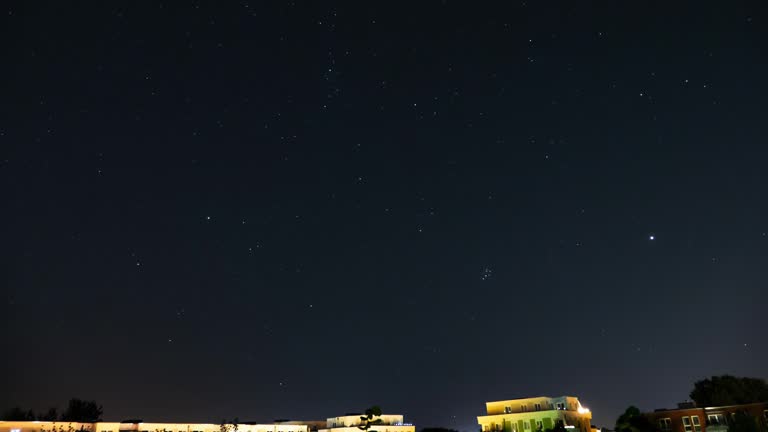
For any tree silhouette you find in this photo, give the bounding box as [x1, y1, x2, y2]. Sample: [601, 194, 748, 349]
[358, 407, 384, 432]
[220, 418, 240, 432]
[615, 406, 657, 432]
[2, 407, 35, 420]
[421, 428, 459, 432]
[690, 376, 768, 407]
[727, 411, 760, 432]
[42, 408, 59, 421]
[60, 399, 103, 422]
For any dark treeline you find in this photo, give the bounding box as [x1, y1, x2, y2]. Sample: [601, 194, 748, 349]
[2, 399, 103, 422]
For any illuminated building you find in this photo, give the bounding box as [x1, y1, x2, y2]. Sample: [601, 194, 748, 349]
[477, 396, 593, 432]
[644, 401, 768, 432]
[0, 413, 414, 432]
[319, 413, 414, 432]
[0, 421, 311, 432]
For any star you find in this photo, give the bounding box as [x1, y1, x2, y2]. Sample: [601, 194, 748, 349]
[481, 267, 492, 281]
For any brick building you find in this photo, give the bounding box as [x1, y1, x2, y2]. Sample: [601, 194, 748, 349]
[645, 402, 768, 432]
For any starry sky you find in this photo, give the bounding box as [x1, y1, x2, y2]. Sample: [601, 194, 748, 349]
[2, 1, 767, 431]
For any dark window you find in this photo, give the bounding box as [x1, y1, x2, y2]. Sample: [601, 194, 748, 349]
[659, 418, 672, 431]
[682, 417, 692, 432]
[691, 416, 701, 432]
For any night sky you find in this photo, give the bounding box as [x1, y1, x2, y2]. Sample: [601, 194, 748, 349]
[3, 1, 767, 431]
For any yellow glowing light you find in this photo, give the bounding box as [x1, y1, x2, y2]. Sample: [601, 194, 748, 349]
[577, 407, 590, 414]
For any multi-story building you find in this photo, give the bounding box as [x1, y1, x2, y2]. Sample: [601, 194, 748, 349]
[477, 396, 593, 432]
[273, 421, 326, 432]
[645, 402, 768, 432]
[318, 413, 414, 432]
[0, 420, 312, 432]
[0, 414, 414, 432]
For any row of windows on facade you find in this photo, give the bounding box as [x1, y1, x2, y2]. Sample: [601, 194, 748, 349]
[485, 420, 581, 432]
[658, 411, 768, 432]
[99, 429, 302, 432]
[485, 420, 544, 432]
[657, 416, 701, 432]
[504, 403, 574, 414]
[17, 429, 300, 432]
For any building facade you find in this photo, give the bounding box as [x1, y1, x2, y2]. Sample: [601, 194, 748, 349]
[0, 421, 311, 432]
[477, 396, 593, 432]
[645, 402, 768, 432]
[1, 414, 414, 432]
[318, 413, 414, 432]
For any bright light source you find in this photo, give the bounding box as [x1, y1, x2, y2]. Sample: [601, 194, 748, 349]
[578, 407, 590, 414]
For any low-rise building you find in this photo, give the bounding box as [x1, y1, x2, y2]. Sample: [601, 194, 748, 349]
[1, 414, 415, 432]
[319, 413, 414, 432]
[477, 396, 593, 432]
[0, 421, 311, 432]
[645, 402, 768, 432]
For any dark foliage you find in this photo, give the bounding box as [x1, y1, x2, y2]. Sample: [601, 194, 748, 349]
[60, 399, 103, 422]
[2, 407, 35, 421]
[358, 406, 384, 432]
[727, 411, 760, 432]
[421, 428, 459, 432]
[615, 406, 658, 432]
[690, 376, 768, 407]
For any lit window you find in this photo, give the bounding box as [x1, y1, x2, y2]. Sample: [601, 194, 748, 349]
[707, 414, 725, 425]
[659, 418, 672, 431]
[682, 417, 692, 432]
[535, 404, 542, 411]
[691, 416, 701, 432]
[505, 406, 513, 414]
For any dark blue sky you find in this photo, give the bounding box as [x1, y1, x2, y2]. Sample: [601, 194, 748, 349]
[3, 1, 766, 430]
